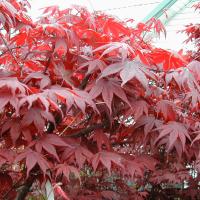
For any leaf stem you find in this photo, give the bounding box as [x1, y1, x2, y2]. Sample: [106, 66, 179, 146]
[0, 33, 19, 65]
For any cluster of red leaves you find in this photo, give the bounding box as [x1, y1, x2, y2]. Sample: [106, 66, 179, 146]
[181, 3, 200, 62]
[0, 1, 200, 200]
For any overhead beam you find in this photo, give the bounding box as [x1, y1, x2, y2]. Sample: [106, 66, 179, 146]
[162, 0, 194, 25]
[142, 0, 177, 22]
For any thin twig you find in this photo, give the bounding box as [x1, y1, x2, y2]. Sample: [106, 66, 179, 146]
[43, 56, 51, 74]
[59, 111, 81, 136]
[0, 45, 26, 58]
[0, 33, 19, 65]
[78, 74, 91, 90]
[64, 122, 106, 138]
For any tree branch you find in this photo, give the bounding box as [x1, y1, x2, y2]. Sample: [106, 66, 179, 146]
[43, 56, 52, 74]
[0, 46, 24, 58]
[0, 34, 19, 65]
[79, 74, 91, 90]
[15, 175, 36, 200]
[64, 122, 106, 138]
[3, 175, 24, 200]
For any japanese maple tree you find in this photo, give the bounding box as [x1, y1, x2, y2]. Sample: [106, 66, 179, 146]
[0, 1, 200, 200]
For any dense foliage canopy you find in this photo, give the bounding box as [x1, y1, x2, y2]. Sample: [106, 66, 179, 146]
[0, 1, 200, 199]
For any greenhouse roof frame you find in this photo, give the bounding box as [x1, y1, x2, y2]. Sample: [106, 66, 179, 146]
[142, 0, 198, 25]
[142, 0, 178, 22]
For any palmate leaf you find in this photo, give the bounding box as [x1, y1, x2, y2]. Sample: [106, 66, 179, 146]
[19, 93, 51, 111]
[185, 89, 200, 108]
[42, 23, 66, 37]
[62, 144, 93, 168]
[54, 38, 68, 57]
[0, 0, 32, 31]
[191, 131, 200, 145]
[148, 48, 187, 71]
[78, 59, 106, 75]
[90, 130, 111, 151]
[151, 169, 190, 184]
[0, 149, 15, 167]
[123, 160, 143, 177]
[125, 99, 149, 121]
[19, 86, 95, 131]
[99, 59, 155, 88]
[0, 78, 28, 114]
[119, 60, 154, 87]
[156, 100, 177, 120]
[15, 149, 50, 176]
[0, 77, 27, 95]
[23, 60, 46, 72]
[0, 93, 21, 114]
[20, 84, 96, 116]
[29, 135, 69, 161]
[92, 151, 123, 174]
[101, 191, 120, 200]
[123, 155, 157, 178]
[24, 72, 51, 89]
[135, 115, 163, 136]
[102, 18, 130, 39]
[45, 86, 96, 113]
[165, 67, 199, 91]
[1, 118, 32, 143]
[146, 18, 166, 37]
[21, 107, 55, 131]
[89, 78, 130, 112]
[55, 164, 80, 182]
[155, 121, 191, 152]
[73, 27, 109, 46]
[188, 60, 200, 81]
[93, 42, 134, 61]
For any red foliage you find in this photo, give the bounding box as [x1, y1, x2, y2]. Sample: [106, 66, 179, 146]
[181, 3, 200, 62]
[0, 1, 199, 200]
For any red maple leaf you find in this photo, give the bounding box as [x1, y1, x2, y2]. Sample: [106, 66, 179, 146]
[62, 144, 93, 168]
[99, 59, 155, 88]
[2, 118, 32, 143]
[92, 151, 123, 174]
[21, 107, 55, 131]
[89, 78, 130, 112]
[90, 130, 111, 151]
[135, 115, 163, 136]
[125, 99, 149, 121]
[45, 86, 96, 113]
[24, 72, 51, 89]
[55, 163, 80, 182]
[0, 149, 15, 167]
[78, 59, 106, 75]
[149, 48, 187, 71]
[155, 122, 191, 153]
[15, 149, 50, 176]
[29, 135, 69, 161]
[156, 100, 177, 121]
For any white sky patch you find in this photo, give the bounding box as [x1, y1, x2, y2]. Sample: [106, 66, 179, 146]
[28, 0, 158, 22]
[28, 0, 196, 51]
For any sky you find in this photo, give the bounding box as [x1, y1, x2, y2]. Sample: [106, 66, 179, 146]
[28, 0, 197, 51]
[29, 0, 158, 22]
